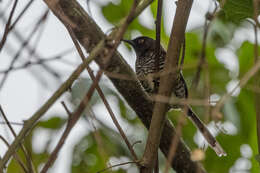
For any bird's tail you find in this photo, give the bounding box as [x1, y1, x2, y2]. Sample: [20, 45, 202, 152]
[186, 106, 226, 157]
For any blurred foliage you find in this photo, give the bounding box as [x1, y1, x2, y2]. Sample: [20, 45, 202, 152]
[6, 0, 260, 172]
[220, 0, 256, 24]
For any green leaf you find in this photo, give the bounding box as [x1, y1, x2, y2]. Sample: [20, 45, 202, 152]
[237, 41, 259, 77]
[102, 1, 132, 24]
[38, 116, 66, 129]
[118, 98, 139, 124]
[221, 0, 254, 24]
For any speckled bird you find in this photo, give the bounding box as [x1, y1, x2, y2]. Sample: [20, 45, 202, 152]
[123, 36, 226, 157]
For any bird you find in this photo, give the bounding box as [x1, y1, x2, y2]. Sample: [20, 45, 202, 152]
[123, 36, 226, 157]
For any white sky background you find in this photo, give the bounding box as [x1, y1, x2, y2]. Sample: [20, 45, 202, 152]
[0, 0, 255, 172]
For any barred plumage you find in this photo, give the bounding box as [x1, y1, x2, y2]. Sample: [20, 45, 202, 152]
[123, 36, 226, 157]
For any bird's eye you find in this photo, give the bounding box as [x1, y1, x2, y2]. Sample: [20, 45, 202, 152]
[138, 39, 144, 44]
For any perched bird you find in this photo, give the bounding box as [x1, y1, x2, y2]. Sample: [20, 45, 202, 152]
[123, 36, 226, 157]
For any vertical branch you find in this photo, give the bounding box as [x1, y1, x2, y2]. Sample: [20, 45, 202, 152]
[204, 60, 211, 123]
[155, 0, 163, 74]
[154, 0, 163, 170]
[141, 0, 194, 172]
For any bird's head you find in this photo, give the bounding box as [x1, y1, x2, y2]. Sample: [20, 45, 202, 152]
[123, 36, 156, 57]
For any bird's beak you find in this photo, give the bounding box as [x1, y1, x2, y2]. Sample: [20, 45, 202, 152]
[122, 39, 135, 47]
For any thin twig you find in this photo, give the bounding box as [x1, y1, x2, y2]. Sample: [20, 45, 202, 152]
[212, 60, 260, 119]
[0, 10, 49, 90]
[151, 94, 216, 106]
[0, 106, 36, 173]
[0, 135, 28, 173]
[26, 11, 49, 62]
[164, 109, 187, 173]
[203, 60, 211, 123]
[9, 0, 34, 30]
[191, 2, 218, 89]
[131, 140, 142, 148]
[0, 55, 65, 74]
[155, 0, 163, 74]
[0, 121, 24, 126]
[97, 161, 139, 173]
[0, 11, 61, 78]
[61, 101, 72, 116]
[0, 106, 18, 137]
[0, 0, 18, 52]
[179, 37, 186, 70]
